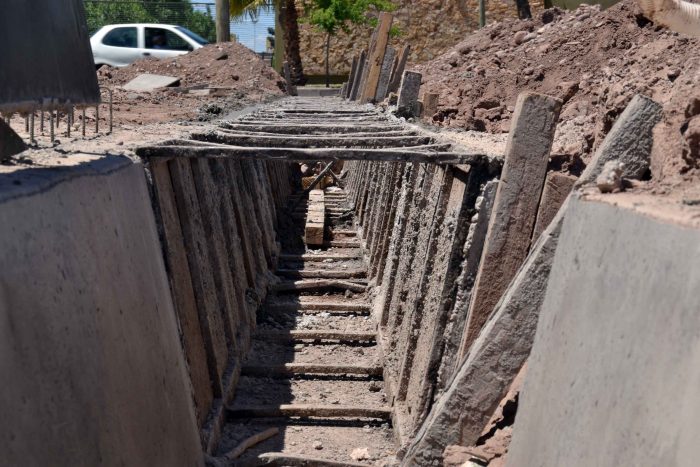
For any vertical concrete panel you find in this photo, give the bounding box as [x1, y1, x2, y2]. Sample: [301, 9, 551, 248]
[0, 156, 201, 466]
[508, 197, 700, 467]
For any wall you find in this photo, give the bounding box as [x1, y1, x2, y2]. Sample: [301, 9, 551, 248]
[146, 156, 294, 451]
[507, 195, 700, 467]
[298, 0, 545, 77]
[0, 155, 202, 466]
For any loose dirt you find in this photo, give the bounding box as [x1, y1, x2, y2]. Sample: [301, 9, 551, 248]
[416, 0, 699, 196]
[96, 41, 284, 125]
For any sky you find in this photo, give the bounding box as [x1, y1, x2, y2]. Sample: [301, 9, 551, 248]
[192, 1, 275, 53]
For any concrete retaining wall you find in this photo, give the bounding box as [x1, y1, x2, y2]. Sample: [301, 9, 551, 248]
[146, 156, 294, 450]
[345, 160, 496, 441]
[507, 195, 700, 467]
[0, 155, 202, 466]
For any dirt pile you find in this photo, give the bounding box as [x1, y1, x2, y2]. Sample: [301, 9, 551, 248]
[96, 42, 284, 125]
[416, 0, 700, 193]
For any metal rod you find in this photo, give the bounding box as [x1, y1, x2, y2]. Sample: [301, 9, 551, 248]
[50, 111, 55, 142]
[95, 104, 99, 134]
[24, 116, 29, 132]
[30, 112, 35, 143]
[82, 108, 86, 137]
[40, 110, 44, 133]
[67, 108, 71, 137]
[108, 89, 113, 134]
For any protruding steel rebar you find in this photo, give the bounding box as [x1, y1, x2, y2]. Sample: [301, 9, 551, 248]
[40, 110, 44, 133]
[50, 111, 55, 142]
[82, 108, 86, 137]
[95, 104, 99, 134]
[66, 108, 71, 138]
[30, 112, 35, 143]
[108, 89, 113, 134]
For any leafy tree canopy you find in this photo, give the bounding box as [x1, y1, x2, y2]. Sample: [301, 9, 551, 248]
[300, 0, 398, 36]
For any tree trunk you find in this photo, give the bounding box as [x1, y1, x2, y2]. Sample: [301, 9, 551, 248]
[281, 0, 306, 86]
[515, 0, 532, 19]
[215, 0, 231, 42]
[325, 33, 331, 88]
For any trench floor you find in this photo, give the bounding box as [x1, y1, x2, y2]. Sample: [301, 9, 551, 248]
[216, 188, 398, 466]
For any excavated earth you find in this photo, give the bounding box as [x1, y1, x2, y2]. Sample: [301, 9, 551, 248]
[416, 0, 700, 199]
[95, 42, 284, 125]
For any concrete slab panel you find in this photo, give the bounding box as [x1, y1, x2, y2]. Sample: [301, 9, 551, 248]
[0, 155, 202, 466]
[508, 196, 700, 467]
[123, 74, 181, 92]
[0, 0, 100, 113]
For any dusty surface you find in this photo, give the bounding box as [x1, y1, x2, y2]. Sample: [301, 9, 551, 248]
[417, 0, 700, 196]
[216, 187, 398, 466]
[97, 42, 284, 125]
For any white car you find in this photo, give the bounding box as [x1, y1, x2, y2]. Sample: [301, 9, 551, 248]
[90, 23, 209, 67]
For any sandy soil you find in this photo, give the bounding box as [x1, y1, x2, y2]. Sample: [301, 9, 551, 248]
[416, 0, 699, 195]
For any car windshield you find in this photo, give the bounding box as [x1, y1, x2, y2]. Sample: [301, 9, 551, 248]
[175, 27, 209, 46]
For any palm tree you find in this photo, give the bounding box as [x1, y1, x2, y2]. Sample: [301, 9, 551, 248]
[231, 0, 305, 85]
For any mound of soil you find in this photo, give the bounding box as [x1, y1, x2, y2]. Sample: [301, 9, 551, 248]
[416, 0, 700, 192]
[96, 41, 285, 125]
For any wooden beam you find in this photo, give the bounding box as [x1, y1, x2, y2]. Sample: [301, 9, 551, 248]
[254, 453, 369, 467]
[388, 45, 411, 94]
[276, 269, 367, 279]
[254, 330, 376, 342]
[361, 12, 394, 103]
[227, 404, 392, 419]
[190, 132, 434, 148]
[459, 92, 562, 358]
[241, 363, 383, 376]
[137, 145, 489, 166]
[273, 279, 366, 293]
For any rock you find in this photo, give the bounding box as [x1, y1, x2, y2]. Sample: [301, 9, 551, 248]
[457, 43, 472, 54]
[667, 68, 681, 80]
[344, 289, 353, 298]
[596, 160, 624, 193]
[443, 445, 472, 467]
[686, 97, 700, 118]
[513, 30, 530, 45]
[313, 441, 323, 450]
[475, 97, 500, 109]
[448, 52, 461, 67]
[350, 447, 371, 461]
[682, 115, 700, 166]
[368, 381, 382, 392]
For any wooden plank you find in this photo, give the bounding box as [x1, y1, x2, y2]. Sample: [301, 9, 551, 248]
[360, 12, 394, 103]
[227, 404, 392, 419]
[255, 453, 369, 467]
[279, 253, 360, 262]
[254, 330, 376, 342]
[375, 46, 396, 102]
[344, 55, 359, 99]
[276, 269, 367, 280]
[241, 364, 383, 377]
[273, 279, 366, 293]
[388, 44, 411, 94]
[349, 49, 367, 101]
[168, 157, 229, 397]
[149, 160, 213, 426]
[460, 92, 562, 358]
[137, 145, 488, 166]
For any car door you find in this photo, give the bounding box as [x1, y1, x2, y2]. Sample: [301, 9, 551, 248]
[99, 26, 142, 66]
[143, 27, 193, 60]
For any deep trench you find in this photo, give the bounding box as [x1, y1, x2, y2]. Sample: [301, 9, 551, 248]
[141, 96, 499, 465]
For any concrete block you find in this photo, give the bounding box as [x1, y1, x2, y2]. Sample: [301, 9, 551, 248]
[578, 94, 662, 185]
[403, 193, 569, 466]
[461, 93, 562, 357]
[423, 93, 439, 119]
[0, 155, 202, 465]
[531, 172, 576, 244]
[507, 196, 700, 467]
[122, 73, 181, 91]
[397, 71, 423, 117]
[375, 47, 397, 102]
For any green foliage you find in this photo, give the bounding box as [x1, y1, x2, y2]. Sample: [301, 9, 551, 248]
[84, 0, 217, 42]
[230, 0, 271, 21]
[300, 0, 398, 36]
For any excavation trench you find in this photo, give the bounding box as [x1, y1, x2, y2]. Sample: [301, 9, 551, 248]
[138, 96, 502, 465]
